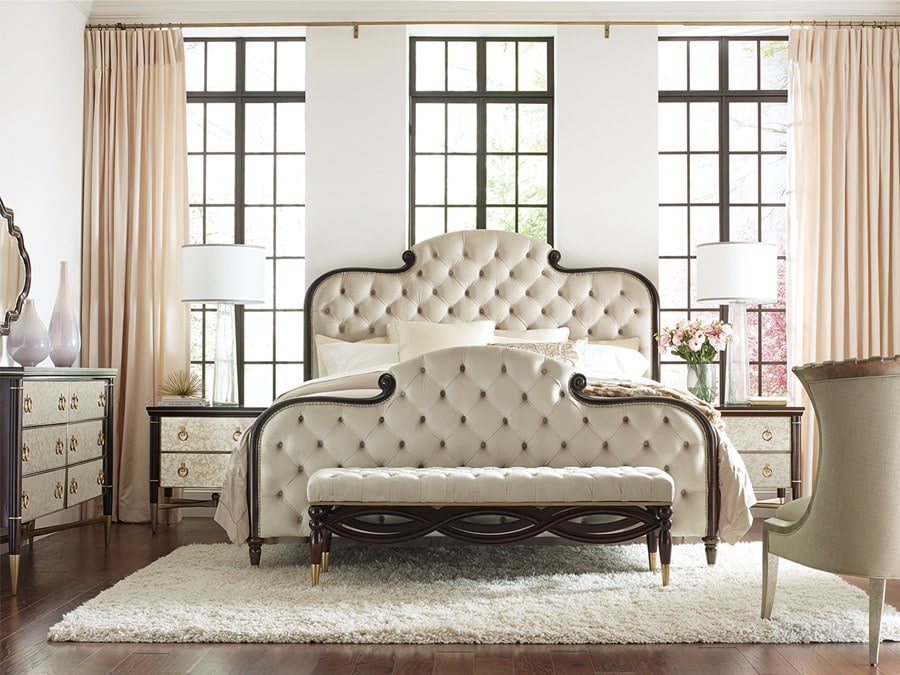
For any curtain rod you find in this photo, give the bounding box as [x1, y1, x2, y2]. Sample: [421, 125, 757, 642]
[85, 18, 900, 35]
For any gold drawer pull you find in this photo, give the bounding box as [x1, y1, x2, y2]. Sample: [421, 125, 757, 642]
[233, 427, 242, 442]
[56, 438, 65, 455]
[69, 478, 79, 495]
[22, 445, 31, 462]
[762, 463, 774, 478]
[54, 481, 65, 499]
[70, 435, 79, 452]
[21, 491, 30, 509]
[98, 392, 106, 407]
[70, 394, 79, 410]
[97, 470, 105, 486]
[23, 395, 33, 413]
[58, 394, 68, 411]
[177, 462, 189, 478]
[178, 427, 189, 442]
[761, 428, 773, 442]
[97, 431, 105, 447]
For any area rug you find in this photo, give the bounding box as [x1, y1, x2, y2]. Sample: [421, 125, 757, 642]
[49, 541, 900, 644]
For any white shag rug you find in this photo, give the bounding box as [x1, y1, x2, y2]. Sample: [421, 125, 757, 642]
[49, 541, 900, 644]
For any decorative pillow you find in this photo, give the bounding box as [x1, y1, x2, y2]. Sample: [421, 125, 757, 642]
[492, 327, 570, 343]
[314, 334, 389, 377]
[576, 343, 650, 379]
[392, 320, 496, 361]
[589, 337, 642, 351]
[317, 341, 400, 377]
[490, 340, 582, 367]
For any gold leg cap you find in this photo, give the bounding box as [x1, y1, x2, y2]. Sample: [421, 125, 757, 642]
[648, 551, 657, 572]
[662, 563, 670, 587]
[9, 554, 20, 596]
[322, 551, 330, 573]
[310, 563, 321, 587]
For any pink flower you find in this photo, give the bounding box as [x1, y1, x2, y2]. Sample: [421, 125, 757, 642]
[657, 333, 671, 354]
[688, 335, 705, 352]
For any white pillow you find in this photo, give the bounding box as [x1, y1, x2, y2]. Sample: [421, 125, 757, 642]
[314, 334, 388, 377]
[392, 320, 496, 361]
[317, 341, 400, 377]
[576, 343, 650, 380]
[492, 327, 570, 343]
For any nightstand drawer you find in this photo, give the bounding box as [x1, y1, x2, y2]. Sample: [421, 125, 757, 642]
[67, 458, 106, 506]
[67, 419, 106, 463]
[67, 380, 108, 423]
[21, 425, 68, 475]
[740, 452, 791, 489]
[160, 452, 231, 488]
[22, 380, 70, 426]
[726, 416, 791, 453]
[161, 417, 253, 453]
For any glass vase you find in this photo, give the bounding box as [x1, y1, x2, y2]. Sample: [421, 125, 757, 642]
[686, 362, 717, 404]
[7, 298, 50, 367]
[48, 260, 80, 367]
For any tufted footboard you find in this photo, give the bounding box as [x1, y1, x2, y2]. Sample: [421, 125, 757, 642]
[246, 346, 720, 566]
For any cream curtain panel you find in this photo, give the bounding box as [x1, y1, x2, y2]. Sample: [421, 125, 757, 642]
[82, 28, 189, 522]
[788, 27, 900, 490]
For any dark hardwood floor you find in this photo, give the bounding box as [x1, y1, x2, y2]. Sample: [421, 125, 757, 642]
[1, 518, 898, 674]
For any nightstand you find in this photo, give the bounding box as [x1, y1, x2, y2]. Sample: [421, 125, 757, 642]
[717, 406, 804, 507]
[147, 405, 264, 532]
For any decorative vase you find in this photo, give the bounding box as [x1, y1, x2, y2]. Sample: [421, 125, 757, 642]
[7, 298, 50, 367]
[48, 261, 80, 367]
[686, 362, 717, 403]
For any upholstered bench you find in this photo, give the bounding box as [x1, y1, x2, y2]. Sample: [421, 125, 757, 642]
[307, 465, 675, 587]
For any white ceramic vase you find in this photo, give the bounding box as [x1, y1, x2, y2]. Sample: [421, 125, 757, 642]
[48, 260, 81, 367]
[7, 298, 50, 367]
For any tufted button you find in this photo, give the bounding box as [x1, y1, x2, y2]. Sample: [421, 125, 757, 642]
[448, 308, 454, 314]
[386, 307, 392, 314]
[663, 416, 669, 423]
[521, 393, 528, 400]
[479, 308, 485, 315]
[501, 365, 507, 372]
[524, 290, 530, 297]
[664, 465, 670, 472]
[620, 290, 625, 295]
[559, 391, 565, 398]
[448, 270, 454, 277]
[419, 463, 425, 468]
[369, 289, 376, 296]
[340, 287, 345, 294]
[618, 329, 624, 335]
[643, 440, 650, 447]
[623, 416, 629, 423]
[402, 290, 408, 296]
[338, 416, 343, 423]
[439, 441, 445, 448]
[561, 441, 567, 448]
[522, 442, 528, 450]
[277, 490, 283, 497]
[420, 416, 426, 423]
[479, 271, 484, 277]
[602, 441, 609, 448]
[464, 290, 470, 296]
[354, 307, 359, 314]
[463, 251, 469, 258]
[587, 329, 593, 335]
[542, 417, 548, 424]
[432, 289, 438, 295]
[417, 307, 423, 314]
[339, 325, 345, 333]
[681, 489, 688, 496]
[359, 441, 365, 448]
[417, 270, 423, 277]
[583, 417, 589, 424]
[558, 290, 563, 296]
[683, 441, 690, 447]
[420, 366, 426, 373]
[480, 441, 486, 449]
[378, 416, 384, 423]
[433, 251, 438, 258]
[633, 308, 639, 314]
[299, 516, 303, 523]
[399, 441, 405, 448]
[440, 390, 446, 398]
[541, 308, 546, 314]
[298, 465, 303, 472]
[400, 392, 405, 397]
[495, 289, 500, 295]
[460, 415, 466, 423]
[589, 290, 594, 297]
[299, 415, 304, 423]
[369, 327, 375, 334]
[337, 463, 343, 468]
[494, 251, 500, 257]
[572, 309, 577, 316]
[317, 440, 323, 447]
[277, 442, 283, 449]
[603, 309, 609, 314]
[324, 308, 330, 314]
[509, 307, 514, 314]
[460, 365, 466, 372]
[502, 418, 508, 425]
[541, 368, 547, 375]
[480, 391, 486, 398]
[509, 271, 515, 278]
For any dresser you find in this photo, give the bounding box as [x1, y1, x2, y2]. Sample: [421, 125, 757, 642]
[1, 367, 116, 595]
[147, 405, 264, 532]
[718, 406, 804, 505]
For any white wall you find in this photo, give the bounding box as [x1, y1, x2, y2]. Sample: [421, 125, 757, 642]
[305, 26, 410, 282]
[0, 1, 87, 356]
[554, 27, 659, 283]
[304, 25, 659, 285]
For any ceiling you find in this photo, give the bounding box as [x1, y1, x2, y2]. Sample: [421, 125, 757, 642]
[80, 1, 900, 25]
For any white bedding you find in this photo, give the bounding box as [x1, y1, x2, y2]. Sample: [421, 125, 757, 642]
[214, 370, 756, 546]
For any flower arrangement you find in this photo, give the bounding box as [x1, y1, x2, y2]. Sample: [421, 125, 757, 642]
[656, 319, 733, 364]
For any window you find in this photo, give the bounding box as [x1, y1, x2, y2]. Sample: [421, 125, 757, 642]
[657, 37, 789, 398]
[185, 37, 306, 406]
[410, 37, 554, 243]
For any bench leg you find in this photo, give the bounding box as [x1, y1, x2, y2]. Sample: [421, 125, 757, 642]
[322, 528, 333, 573]
[659, 505, 673, 586]
[309, 505, 327, 586]
[646, 530, 658, 572]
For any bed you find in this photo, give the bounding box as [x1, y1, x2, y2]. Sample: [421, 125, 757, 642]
[214, 230, 756, 566]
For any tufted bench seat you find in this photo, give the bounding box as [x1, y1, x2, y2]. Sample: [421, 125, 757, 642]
[307, 465, 675, 587]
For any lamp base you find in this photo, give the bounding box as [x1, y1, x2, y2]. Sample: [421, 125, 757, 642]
[725, 301, 750, 406]
[212, 302, 238, 406]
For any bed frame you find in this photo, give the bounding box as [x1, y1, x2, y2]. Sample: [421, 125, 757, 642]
[245, 230, 721, 565]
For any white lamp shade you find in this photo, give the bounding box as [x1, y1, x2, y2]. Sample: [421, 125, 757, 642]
[696, 242, 778, 304]
[181, 244, 265, 304]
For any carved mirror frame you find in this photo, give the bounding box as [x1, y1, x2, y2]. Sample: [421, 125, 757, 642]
[1, 196, 32, 336]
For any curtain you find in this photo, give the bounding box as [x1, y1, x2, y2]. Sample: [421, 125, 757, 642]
[788, 27, 900, 491]
[82, 28, 189, 522]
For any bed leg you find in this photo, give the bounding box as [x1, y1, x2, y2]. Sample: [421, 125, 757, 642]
[703, 535, 719, 566]
[248, 537, 263, 566]
[659, 505, 673, 586]
[309, 505, 326, 586]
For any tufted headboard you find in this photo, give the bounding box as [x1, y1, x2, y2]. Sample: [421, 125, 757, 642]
[304, 230, 659, 380]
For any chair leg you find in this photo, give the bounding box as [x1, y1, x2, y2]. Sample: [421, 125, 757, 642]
[869, 578, 886, 666]
[761, 531, 779, 619]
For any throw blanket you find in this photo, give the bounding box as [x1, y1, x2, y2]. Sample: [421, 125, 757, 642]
[582, 380, 756, 544]
[215, 375, 756, 545]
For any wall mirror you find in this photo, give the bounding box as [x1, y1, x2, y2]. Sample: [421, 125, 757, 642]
[1, 196, 31, 336]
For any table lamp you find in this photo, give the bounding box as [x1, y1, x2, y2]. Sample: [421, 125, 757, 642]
[182, 244, 265, 406]
[696, 242, 777, 405]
